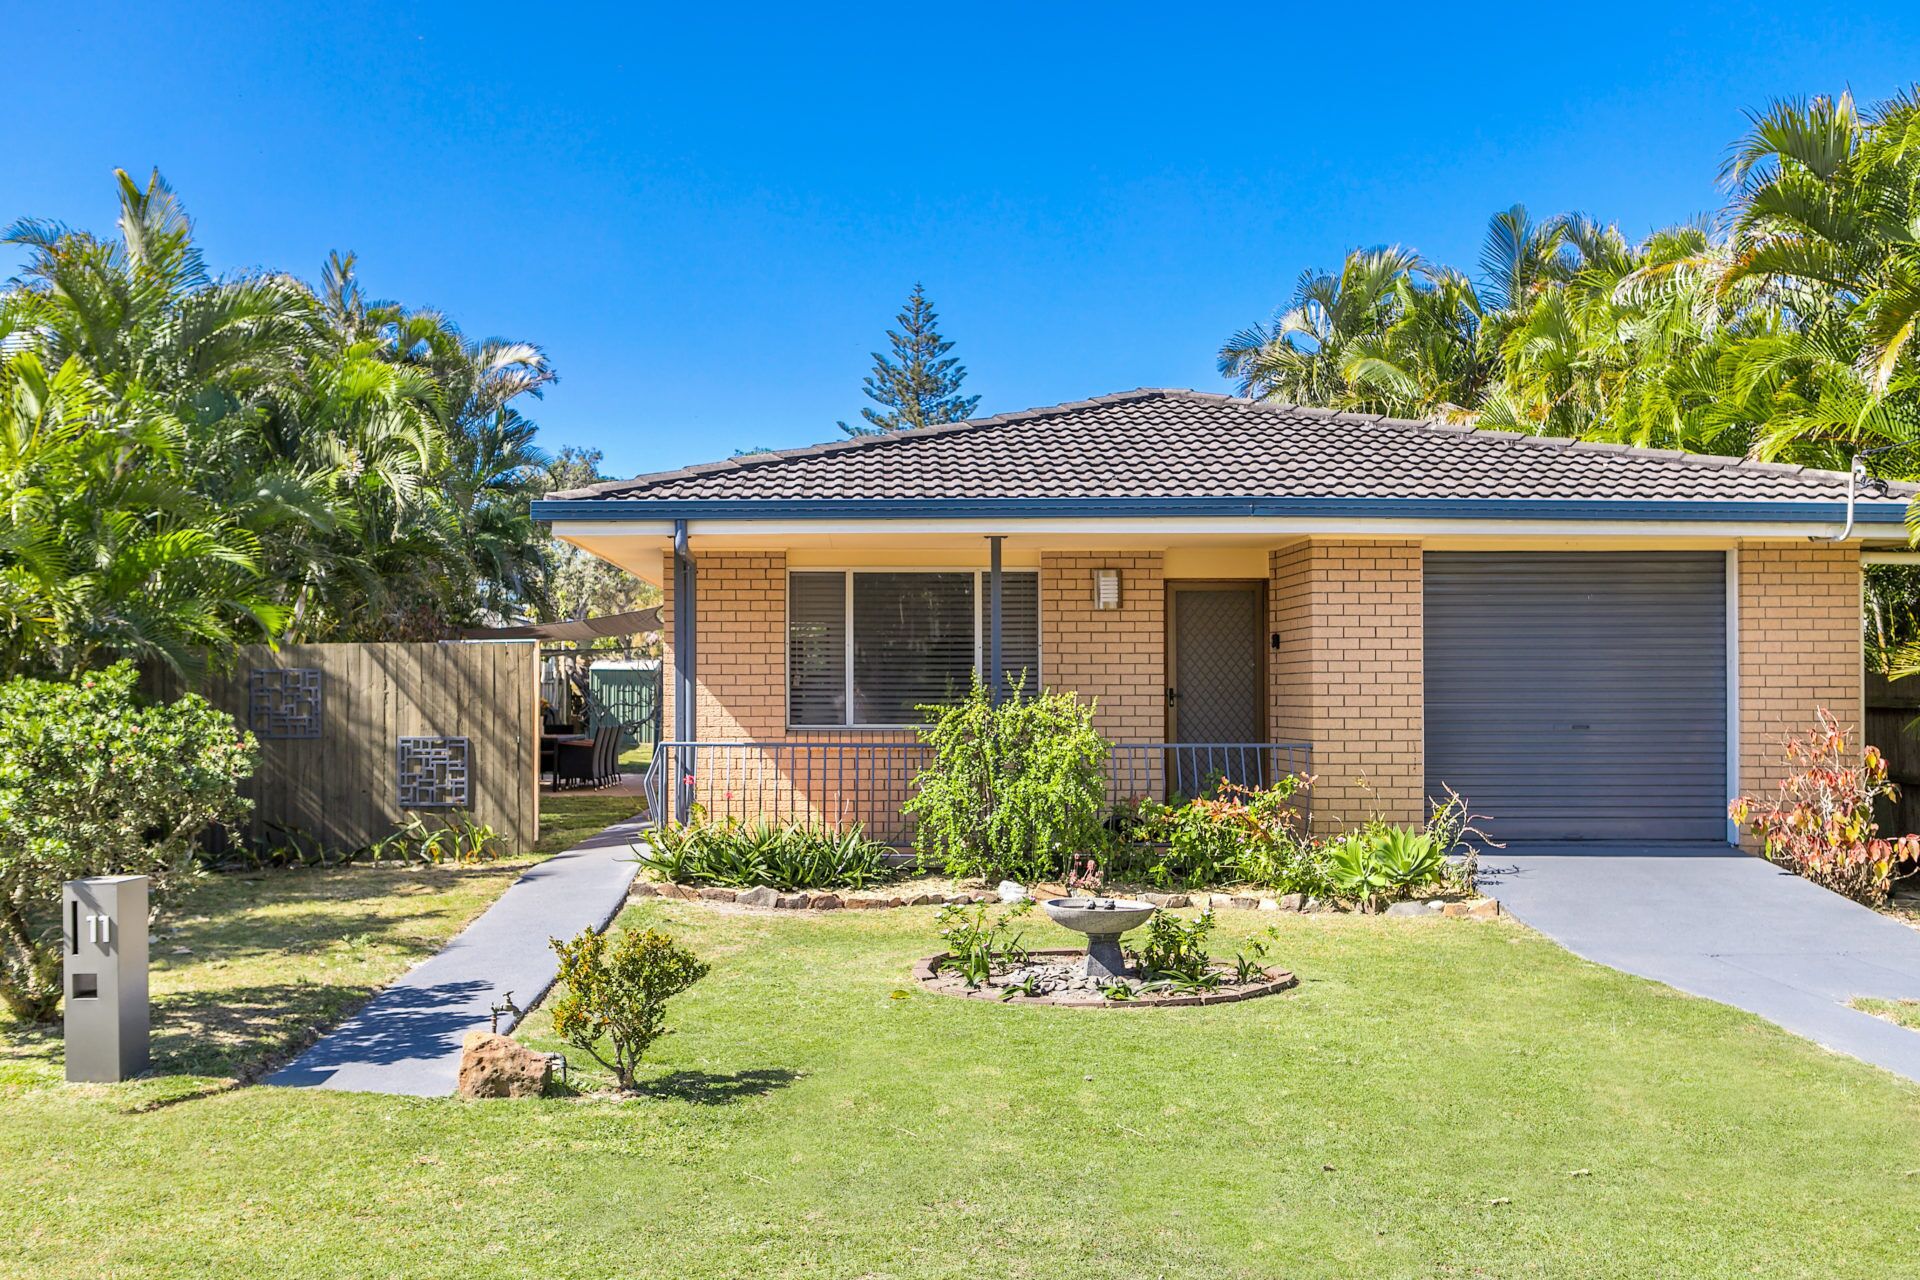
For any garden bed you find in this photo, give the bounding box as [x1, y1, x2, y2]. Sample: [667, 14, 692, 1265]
[913, 947, 1296, 1007]
[634, 878, 1501, 916]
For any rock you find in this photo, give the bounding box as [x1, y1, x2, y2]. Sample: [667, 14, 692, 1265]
[629, 880, 659, 898]
[1443, 898, 1501, 919]
[774, 893, 809, 910]
[1143, 892, 1190, 909]
[997, 880, 1029, 903]
[1257, 898, 1281, 911]
[698, 886, 737, 903]
[1384, 901, 1429, 917]
[1302, 896, 1331, 913]
[910, 893, 938, 907]
[456, 1031, 550, 1099]
[1211, 895, 1256, 912]
[970, 890, 998, 904]
[735, 885, 779, 909]
[810, 893, 844, 911]
[1278, 894, 1305, 912]
[657, 882, 699, 901]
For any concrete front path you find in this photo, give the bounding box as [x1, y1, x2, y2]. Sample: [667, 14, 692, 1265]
[268, 816, 646, 1096]
[1483, 844, 1920, 1083]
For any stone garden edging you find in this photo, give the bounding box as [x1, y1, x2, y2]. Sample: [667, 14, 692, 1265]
[632, 880, 1502, 918]
[912, 948, 1299, 1007]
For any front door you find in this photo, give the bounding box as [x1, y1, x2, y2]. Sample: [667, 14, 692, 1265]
[1167, 582, 1265, 792]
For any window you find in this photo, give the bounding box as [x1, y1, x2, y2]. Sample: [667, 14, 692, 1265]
[787, 570, 1041, 727]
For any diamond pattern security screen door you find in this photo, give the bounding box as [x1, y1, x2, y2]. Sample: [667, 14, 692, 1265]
[1169, 585, 1265, 790]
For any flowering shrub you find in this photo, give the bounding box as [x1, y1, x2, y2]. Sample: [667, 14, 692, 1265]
[0, 662, 256, 1019]
[1728, 710, 1920, 906]
[1110, 777, 1319, 892]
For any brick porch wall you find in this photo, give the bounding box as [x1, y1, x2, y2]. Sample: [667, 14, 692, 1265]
[1039, 551, 1165, 741]
[1737, 541, 1863, 808]
[1268, 540, 1424, 829]
[660, 551, 916, 832]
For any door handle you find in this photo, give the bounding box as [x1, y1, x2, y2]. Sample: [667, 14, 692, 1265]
[1166, 687, 1179, 702]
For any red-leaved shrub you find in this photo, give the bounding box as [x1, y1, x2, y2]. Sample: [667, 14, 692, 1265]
[1728, 710, 1920, 906]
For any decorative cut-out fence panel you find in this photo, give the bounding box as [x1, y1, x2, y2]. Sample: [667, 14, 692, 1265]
[397, 735, 472, 808]
[157, 643, 538, 854]
[248, 667, 324, 739]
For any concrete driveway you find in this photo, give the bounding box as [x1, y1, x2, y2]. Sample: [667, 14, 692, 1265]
[1481, 844, 1920, 1084]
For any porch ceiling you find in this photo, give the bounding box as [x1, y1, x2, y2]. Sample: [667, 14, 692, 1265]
[555, 525, 1789, 587]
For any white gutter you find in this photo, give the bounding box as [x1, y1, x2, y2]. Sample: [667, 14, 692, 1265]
[551, 516, 1868, 542]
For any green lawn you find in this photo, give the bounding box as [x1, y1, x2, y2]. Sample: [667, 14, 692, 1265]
[0, 860, 533, 1102]
[1855, 996, 1920, 1031]
[5, 879, 1920, 1279]
[535, 792, 645, 855]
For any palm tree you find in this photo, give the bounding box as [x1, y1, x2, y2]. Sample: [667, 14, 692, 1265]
[1715, 90, 1920, 453]
[1219, 247, 1429, 408]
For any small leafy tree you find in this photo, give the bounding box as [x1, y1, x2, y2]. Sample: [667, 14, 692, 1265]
[0, 662, 256, 1020]
[906, 679, 1109, 884]
[1729, 710, 1920, 906]
[549, 926, 709, 1090]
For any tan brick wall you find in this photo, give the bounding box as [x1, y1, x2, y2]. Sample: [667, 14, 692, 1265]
[1268, 540, 1424, 829]
[1738, 541, 1863, 807]
[660, 553, 950, 833]
[1040, 551, 1165, 741]
[661, 550, 787, 742]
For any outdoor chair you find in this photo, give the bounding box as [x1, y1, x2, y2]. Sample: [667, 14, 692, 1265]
[590, 724, 622, 786]
[556, 725, 622, 789]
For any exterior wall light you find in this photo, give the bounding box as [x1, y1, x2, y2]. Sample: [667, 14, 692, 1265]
[1092, 568, 1121, 610]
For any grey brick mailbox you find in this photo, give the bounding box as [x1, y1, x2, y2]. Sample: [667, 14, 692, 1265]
[62, 875, 150, 1083]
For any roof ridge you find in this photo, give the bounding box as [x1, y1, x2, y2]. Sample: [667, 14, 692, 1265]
[547, 388, 1180, 500]
[547, 385, 1908, 502]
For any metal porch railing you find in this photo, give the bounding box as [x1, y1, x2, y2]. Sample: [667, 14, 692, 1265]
[643, 739, 1313, 845]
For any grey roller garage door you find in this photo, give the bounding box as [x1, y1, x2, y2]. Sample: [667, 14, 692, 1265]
[1424, 552, 1728, 842]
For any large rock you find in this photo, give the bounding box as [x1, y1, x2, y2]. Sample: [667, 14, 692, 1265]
[735, 885, 780, 909]
[456, 1030, 551, 1099]
[997, 880, 1029, 903]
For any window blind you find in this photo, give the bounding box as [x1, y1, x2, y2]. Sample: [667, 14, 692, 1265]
[992, 572, 1040, 695]
[787, 569, 1043, 727]
[853, 572, 976, 724]
[787, 572, 847, 727]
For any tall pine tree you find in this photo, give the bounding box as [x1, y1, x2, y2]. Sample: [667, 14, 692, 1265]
[838, 283, 980, 435]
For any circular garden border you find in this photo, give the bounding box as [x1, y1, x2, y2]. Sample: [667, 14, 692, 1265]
[912, 948, 1298, 1008]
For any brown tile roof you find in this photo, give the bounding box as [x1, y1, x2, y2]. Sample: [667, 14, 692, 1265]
[548, 388, 1910, 515]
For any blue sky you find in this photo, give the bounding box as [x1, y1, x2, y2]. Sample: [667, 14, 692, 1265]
[7, 3, 1919, 476]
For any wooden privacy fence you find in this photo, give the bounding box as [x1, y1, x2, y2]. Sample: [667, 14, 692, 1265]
[161, 642, 539, 855]
[1868, 672, 1920, 838]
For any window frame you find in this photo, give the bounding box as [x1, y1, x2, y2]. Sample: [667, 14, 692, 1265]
[784, 567, 1043, 730]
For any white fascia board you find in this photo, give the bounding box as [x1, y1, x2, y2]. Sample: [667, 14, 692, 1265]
[552, 517, 1865, 541]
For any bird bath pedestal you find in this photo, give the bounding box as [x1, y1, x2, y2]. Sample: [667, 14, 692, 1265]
[1040, 897, 1157, 981]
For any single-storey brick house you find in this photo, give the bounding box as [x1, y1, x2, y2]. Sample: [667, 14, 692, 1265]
[532, 388, 1912, 845]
